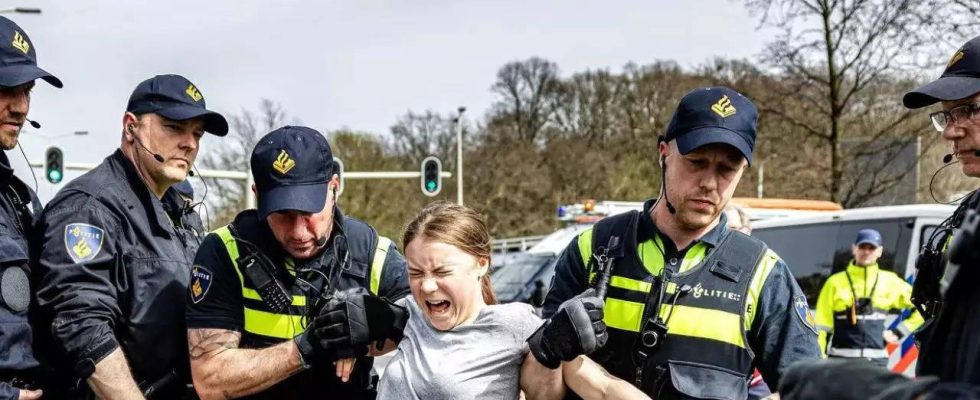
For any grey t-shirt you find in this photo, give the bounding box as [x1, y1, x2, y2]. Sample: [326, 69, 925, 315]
[377, 297, 543, 400]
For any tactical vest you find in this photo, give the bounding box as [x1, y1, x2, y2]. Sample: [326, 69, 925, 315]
[579, 211, 779, 400]
[213, 222, 391, 345]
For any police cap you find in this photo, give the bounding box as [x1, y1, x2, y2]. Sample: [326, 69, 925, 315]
[904, 35, 980, 109]
[250, 126, 336, 219]
[0, 16, 61, 88]
[663, 86, 757, 165]
[126, 74, 229, 136]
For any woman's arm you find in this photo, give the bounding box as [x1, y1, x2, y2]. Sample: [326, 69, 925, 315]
[562, 356, 651, 400]
[521, 352, 565, 400]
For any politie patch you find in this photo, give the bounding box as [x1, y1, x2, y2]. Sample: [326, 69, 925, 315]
[190, 265, 213, 304]
[794, 294, 818, 334]
[64, 223, 105, 264]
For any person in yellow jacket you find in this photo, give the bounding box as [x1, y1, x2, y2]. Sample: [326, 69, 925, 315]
[814, 228, 923, 367]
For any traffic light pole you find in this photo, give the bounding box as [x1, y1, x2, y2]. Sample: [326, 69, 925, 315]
[28, 162, 451, 205]
[454, 107, 466, 206]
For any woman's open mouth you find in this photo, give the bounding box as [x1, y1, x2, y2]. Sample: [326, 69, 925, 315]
[425, 299, 451, 314]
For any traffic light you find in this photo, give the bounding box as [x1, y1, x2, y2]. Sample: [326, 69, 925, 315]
[420, 156, 442, 197]
[45, 147, 63, 184]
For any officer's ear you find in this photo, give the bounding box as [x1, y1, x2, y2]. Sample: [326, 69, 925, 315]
[657, 138, 670, 167]
[329, 174, 341, 201]
[251, 184, 258, 198]
[122, 112, 139, 142]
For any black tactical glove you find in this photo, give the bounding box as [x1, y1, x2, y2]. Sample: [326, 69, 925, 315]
[294, 289, 370, 365]
[317, 289, 373, 360]
[528, 288, 607, 369]
[357, 294, 409, 345]
[779, 359, 938, 400]
[293, 300, 335, 367]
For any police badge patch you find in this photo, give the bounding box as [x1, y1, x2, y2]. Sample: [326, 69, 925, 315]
[190, 265, 213, 304]
[64, 223, 105, 264]
[794, 294, 818, 334]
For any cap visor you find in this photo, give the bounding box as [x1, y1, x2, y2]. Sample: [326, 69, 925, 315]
[855, 240, 881, 247]
[0, 64, 62, 88]
[156, 104, 229, 136]
[257, 182, 329, 220]
[903, 76, 980, 109]
[674, 127, 754, 165]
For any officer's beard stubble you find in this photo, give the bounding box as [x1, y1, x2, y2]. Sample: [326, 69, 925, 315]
[0, 124, 21, 150]
[676, 199, 726, 232]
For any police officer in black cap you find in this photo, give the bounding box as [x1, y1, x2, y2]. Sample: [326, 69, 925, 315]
[538, 87, 820, 399]
[32, 74, 228, 399]
[777, 35, 980, 400]
[185, 126, 410, 399]
[0, 15, 61, 400]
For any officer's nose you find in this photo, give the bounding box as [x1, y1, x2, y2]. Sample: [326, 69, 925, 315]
[291, 215, 313, 237]
[179, 131, 199, 153]
[942, 122, 966, 141]
[700, 168, 719, 191]
[8, 88, 28, 115]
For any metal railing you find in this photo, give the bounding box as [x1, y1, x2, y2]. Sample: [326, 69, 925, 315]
[491, 235, 547, 253]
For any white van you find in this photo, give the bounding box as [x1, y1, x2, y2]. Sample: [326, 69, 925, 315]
[751, 204, 955, 376]
[752, 204, 955, 295]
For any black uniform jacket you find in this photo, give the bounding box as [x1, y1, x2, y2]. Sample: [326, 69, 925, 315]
[32, 149, 197, 398]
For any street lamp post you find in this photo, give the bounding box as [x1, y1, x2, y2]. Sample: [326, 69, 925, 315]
[454, 106, 466, 205]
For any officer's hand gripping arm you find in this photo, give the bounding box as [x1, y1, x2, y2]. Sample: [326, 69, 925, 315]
[528, 289, 608, 369]
[301, 289, 408, 362]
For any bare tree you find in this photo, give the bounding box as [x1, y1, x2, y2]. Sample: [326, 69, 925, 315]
[199, 99, 293, 227]
[387, 110, 457, 167]
[551, 69, 625, 145]
[744, 0, 944, 206]
[488, 57, 562, 144]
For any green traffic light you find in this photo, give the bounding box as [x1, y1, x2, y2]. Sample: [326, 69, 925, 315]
[426, 181, 437, 192]
[48, 170, 62, 183]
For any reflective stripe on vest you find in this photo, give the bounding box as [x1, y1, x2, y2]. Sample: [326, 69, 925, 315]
[578, 227, 778, 344]
[371, 237, 392, 296]
[213, 226, 391, 339]
[827, 347, 888, 358]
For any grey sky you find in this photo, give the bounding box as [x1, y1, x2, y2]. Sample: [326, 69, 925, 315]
[8, 0, 769, 201]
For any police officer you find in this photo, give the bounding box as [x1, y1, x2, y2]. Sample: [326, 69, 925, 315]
[185, 126, 410, 399]
[32, 74, 228, 399]
[778, 35, 980, 400]
[535, 87, 821, 400]
[813, 229, 922, 366]
[164, 179, 206, 257]
[0, 15, 60, 400]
